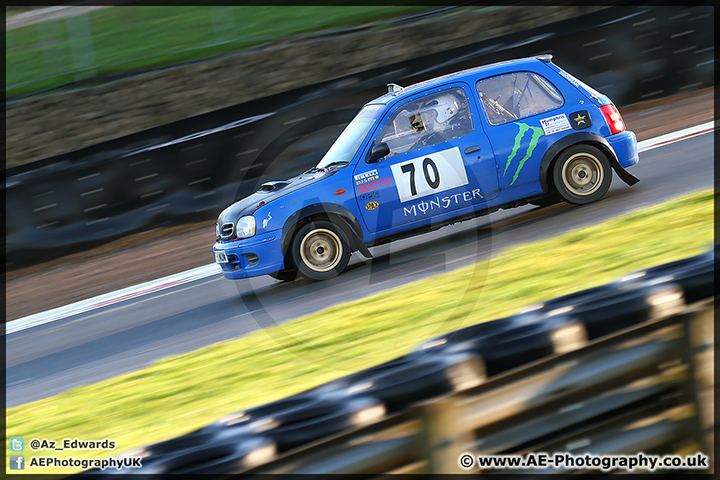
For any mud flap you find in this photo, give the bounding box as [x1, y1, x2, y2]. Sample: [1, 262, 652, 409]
[610, 157, 640, 186]
[339, 216, 373, 258]
[356, 242, 373, 258]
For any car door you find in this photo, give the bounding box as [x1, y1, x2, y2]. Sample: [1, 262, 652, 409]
[474, 71, 572, 196]
[354, 83, 498, 234]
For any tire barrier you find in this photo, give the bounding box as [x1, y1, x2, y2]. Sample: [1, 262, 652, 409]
[464, 321, 587, 375]
[522, 283, 686, 340]
[206, 395, 385, 453]
[616, 253, 715, 305]
[7, 6, 713, 268]
[413, 315, 520, 352]
[415, 317, 587, 377]
[516, 283, 629, 317]
[137, 394, 384, 460]
[73, 250, 715, 475]
[78, 436, 275, 477]
[311, 352, 486, 414]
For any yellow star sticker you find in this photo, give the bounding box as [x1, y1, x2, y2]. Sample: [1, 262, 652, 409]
[574, 114, 586, 124]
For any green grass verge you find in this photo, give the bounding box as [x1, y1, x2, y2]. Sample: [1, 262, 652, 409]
[6, 189, 714, 474]
[6, 6, 436, 97]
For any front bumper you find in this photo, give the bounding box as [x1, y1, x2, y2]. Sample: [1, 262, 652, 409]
[212, 229, 285, 279]
[609, 130, 639, 168]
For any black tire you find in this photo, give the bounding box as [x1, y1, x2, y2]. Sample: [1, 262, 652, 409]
[210, 394, 384, 453]
[290, 220, 351, 281]
[413, 315, 518, 353]
[550, 284, 684, 340]
[552, 145, 612, 205]
[268, 268, 298, 282]
[519, 283, 627, 318]
[372, 353, 486, 412]
[616, 255, 713, 305]
[138, 437, 275, 475]
[264, 396, 383, 452]
[317, 353, 485, 413]
[467, 323, 575, 376]
[308, 350, 440, 397]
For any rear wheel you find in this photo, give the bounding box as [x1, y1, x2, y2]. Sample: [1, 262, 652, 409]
[552, 145, 612, 205]
[291, 220, 351, 281]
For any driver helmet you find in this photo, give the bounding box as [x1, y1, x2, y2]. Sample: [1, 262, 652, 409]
[424, 94, 461, 126]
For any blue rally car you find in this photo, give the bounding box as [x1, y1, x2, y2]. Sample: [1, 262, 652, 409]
[213, 55, 639, 281]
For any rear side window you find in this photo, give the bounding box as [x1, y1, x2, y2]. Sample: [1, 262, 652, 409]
[476, 72, 564, 126]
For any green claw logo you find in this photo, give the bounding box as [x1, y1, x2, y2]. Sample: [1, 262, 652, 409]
[504, 122, 544, 186]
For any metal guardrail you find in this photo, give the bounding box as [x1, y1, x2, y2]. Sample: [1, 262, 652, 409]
[79, 248, 715, 476]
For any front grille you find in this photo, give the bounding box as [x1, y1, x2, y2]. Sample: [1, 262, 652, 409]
[219, 222, 234, 240]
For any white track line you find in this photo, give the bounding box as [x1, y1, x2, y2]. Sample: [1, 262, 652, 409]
[6, 121, 715, 335]
[637, 121, 714, 153]
[6, 264, 221, 335]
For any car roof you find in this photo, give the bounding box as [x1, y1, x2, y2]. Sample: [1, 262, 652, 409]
[368, 55, 551, 105]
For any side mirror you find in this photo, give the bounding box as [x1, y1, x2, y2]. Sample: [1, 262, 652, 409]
[367, 142, 390, 163]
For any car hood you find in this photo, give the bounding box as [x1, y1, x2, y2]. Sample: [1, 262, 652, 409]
[217, 168, 340, 225]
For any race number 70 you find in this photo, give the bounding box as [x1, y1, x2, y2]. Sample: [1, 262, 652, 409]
[400, 158, 440, 195]
[390, 147, 469, 203]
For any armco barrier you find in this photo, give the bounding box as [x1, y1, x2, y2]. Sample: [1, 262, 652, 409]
[80, 249, 715, 476]
[6, 6, 713, 268]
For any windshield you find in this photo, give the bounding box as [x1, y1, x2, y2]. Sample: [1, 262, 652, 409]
[316, 104, 384, 168]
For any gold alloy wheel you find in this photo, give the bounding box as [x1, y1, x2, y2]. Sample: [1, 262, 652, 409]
[299, 228, 343, 272]
[561, 152, 604, 196]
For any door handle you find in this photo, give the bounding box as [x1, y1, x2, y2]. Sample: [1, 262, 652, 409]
[464, 146, 480, 154]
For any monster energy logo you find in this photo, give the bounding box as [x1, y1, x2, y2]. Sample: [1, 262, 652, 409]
[504, 122, 544, 186]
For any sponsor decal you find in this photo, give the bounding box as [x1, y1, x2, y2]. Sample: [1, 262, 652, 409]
[570, 110, 591, 130]
[403, 189, 484, 217]
[505, 122, 544, 186]
[354, 169, 379, 187]
[359, 190, 380, 201]
[262, 212, 272, 229]
[539, 113, 571, 136]
[366, 201, 379, 210]
[357, 176, 393, 193]
[390, 147, 469, 203]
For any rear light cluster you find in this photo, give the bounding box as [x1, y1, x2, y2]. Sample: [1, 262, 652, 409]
[599, 104, 625, 134]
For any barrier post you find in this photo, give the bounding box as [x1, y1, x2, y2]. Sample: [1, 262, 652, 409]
[418, 396, 474, 473]
[684, 300, 714, 472]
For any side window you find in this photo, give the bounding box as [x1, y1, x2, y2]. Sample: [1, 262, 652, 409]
[375, 87, 473, 159]
[476, 72, 564, 126]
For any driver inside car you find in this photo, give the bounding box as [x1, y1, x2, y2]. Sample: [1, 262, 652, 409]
[408, 93, 469, 148]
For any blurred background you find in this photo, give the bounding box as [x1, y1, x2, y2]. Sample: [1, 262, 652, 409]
[6, 5, 609, 167]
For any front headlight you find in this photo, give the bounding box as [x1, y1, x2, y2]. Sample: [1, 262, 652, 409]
[236, 216, 256, 239]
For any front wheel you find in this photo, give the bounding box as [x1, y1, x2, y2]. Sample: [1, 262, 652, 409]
[552, 145, 612, 205]
[290, 220, 351, 281]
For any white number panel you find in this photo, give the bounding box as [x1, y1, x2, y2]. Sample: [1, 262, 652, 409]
[390, 147, 469, 203]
